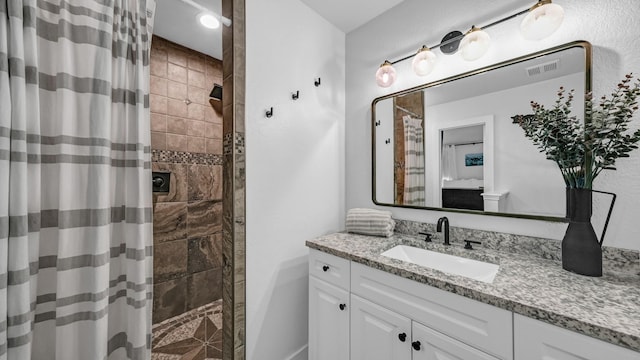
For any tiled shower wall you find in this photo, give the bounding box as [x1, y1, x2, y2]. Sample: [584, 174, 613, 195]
[150, 36, 223, 154]
[150, 35, 224, 324]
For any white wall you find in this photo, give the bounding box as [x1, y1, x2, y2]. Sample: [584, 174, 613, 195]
[442, 126, 484, 146]
[442, 126, 484, 180]
[246, 0, 345, 359]
[346, 0, 640, 250]
[454, 144, 484, 179]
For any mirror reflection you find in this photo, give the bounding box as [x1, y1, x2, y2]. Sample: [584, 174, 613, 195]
[441, 125, 484, 211]
[373, 42, 590, 219]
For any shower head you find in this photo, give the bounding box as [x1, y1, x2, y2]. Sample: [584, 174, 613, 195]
[209, 84, 222, 101]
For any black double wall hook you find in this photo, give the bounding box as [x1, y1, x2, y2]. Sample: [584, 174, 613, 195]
[292, 91, 299, 100]
[265, 107, 274, 118]
[314, 78, 321, 87]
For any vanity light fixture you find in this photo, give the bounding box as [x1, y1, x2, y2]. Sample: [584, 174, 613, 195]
[411, 46, 437, 76]
[376, 60, 397, 88]
[459, 26, 491, 61]
[520, 0, 565, 40]
[440, 30, 463, 54]
[375, 0, 565, 87]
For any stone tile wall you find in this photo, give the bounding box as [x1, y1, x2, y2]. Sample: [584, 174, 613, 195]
[150, 35, 225, 324]
[150, 36, 223, 154]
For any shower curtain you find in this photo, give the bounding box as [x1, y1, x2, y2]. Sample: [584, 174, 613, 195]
[402, 116, 425, 206]
[0, 0, 155, 358]
[442, 144, 458, 181]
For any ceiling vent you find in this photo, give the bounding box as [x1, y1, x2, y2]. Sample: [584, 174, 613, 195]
[526, 59, 560, 77]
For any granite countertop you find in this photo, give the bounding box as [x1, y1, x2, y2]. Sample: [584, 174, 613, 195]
[306, 232, 640, 352]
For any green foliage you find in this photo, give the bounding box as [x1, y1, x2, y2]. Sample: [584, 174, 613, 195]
[512, 74, 640, 189]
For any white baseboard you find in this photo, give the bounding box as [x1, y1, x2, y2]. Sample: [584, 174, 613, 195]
[285, 344, 308, 360]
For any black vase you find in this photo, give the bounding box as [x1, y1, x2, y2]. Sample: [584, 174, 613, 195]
[562, 188, 602, 277]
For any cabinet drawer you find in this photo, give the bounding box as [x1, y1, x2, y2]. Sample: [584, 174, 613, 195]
[514, 314, 640, 360]
[412, 321, 499, 360]
[351, 262, 513, 360]
[309, 249, 350, 290]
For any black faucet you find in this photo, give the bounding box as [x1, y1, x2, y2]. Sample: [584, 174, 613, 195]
[436, 217, 450, 245]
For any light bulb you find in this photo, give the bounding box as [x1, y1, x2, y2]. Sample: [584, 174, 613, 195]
[520, 0, 564, 40]
[411, 46, 437, 76]
[459, 26, 490, 61]
[376, 61, 397, 88]
[198, 13, 220, 29]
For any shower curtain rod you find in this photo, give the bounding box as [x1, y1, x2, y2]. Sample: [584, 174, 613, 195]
[396, 105, 423, 119]
[450, 141, 483, 146]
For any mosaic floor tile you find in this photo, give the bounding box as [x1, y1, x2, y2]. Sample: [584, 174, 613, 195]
[152, 300, 223, 360]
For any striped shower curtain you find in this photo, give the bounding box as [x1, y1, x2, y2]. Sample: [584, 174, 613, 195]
[402, 116, 425, 206]
[1, 0, 155, 359]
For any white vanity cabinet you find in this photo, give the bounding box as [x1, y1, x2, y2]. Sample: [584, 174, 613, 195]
[413, 321, 503, 360]
[350, 294, 411, 360]
[308, 249, 640, 360]
[308, 249, 350, 289]
[350, 294, 500, 360]
[308, 250, 350, 360]
[309, 277, 349, 360]
[514, 314, 640, 360]
[351, 262, 513, 360]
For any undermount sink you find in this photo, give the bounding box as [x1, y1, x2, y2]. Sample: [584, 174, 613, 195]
[381, 245, 499, 283]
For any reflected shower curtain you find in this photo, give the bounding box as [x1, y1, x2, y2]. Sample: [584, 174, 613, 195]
[402, 116, 425, 206]
[0, 0, 155, 359]
[442, 144, 458, 181]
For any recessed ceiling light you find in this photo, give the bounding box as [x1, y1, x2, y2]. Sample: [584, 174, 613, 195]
[198, 13, 220, 29]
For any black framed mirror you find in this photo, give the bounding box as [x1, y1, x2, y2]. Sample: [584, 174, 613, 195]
[372, 41, 592, 221]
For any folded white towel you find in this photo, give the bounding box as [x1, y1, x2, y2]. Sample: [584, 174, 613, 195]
[346, 208, 395, 237]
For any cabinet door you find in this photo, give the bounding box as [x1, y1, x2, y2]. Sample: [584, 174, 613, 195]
[514, 314, 640, 360]
[309, 276, 349, 360]
[351, 294, 412, 360]
[412, 321, 499, 360]
[351, 262, 513, 359]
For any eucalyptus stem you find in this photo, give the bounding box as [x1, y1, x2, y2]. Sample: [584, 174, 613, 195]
[512, 74, 640, 189]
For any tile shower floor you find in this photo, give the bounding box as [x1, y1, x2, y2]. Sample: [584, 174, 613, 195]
[152, 300, 223, 360]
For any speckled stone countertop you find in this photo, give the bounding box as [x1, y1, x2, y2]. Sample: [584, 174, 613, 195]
[306, 232, 640, 352]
